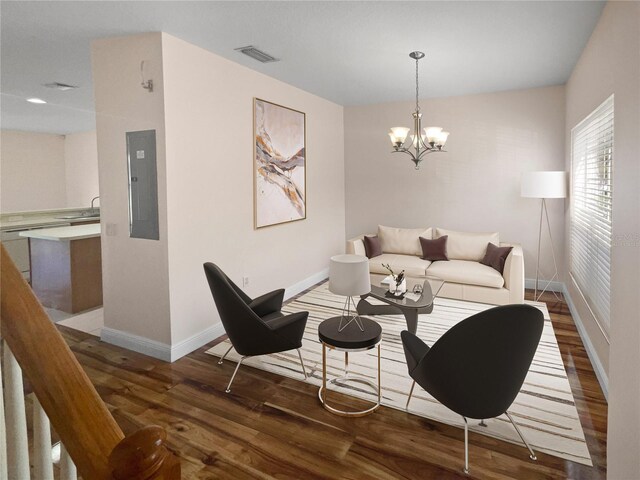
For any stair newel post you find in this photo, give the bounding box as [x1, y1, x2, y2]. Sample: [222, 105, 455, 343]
[109, 425, 181, 480]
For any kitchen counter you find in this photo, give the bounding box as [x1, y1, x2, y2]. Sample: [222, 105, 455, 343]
[20, 223, 100, 241]
[1, 207, 100, 231]
[22, 222, 103, 314]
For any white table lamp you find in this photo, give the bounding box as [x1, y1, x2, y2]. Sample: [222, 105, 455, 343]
[521, 171, 567, 300]
[329, 254, 371, 332]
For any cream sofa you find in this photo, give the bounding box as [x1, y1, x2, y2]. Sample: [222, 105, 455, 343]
[347, 226, 524, 305]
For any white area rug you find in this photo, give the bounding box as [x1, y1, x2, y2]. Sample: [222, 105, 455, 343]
[205, 283, 592, 466]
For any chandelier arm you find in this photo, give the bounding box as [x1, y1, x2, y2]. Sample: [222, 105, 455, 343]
[391, 149, 419, 163]
[416, 134, 431, 152]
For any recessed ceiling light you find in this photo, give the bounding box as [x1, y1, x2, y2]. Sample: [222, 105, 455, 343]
[27, 98, 47, 104]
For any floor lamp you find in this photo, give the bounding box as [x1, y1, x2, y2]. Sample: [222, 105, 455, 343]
[521, 171, 567, 301]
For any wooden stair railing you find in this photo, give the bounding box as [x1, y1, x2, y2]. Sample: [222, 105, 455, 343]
[1, 244, 180, 479]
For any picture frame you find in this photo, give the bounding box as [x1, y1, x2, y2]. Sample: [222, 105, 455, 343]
[253, 98, 306, 229]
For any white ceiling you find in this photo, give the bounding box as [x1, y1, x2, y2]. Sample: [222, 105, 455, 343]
[1, 1, 605, 134]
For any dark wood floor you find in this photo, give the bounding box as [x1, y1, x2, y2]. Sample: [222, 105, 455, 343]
[56, 289, 607, 479]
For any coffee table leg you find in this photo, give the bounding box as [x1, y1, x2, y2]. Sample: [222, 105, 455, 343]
[405, 310, 418, 334]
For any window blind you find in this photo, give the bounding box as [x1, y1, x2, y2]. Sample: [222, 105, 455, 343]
[570, 95, 614, 333]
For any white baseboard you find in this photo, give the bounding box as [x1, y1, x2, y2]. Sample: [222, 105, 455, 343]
[101, 322, 226, 363]
[562, 284, 609, 400]
[100, 268, 330, 362]
[525, 278, 565, 293]
[285, 268, 329, 300]
[170, 322, 226, 362]
[101, 327, 172, 362]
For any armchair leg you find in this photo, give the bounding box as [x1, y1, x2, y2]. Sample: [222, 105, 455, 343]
[296, 348, 308, 379]
[225, 356, 246, 393]
[506, 412, 537, 461]
[218, 344, 234, 365]
[463, 416, 469, 475]
[406, 380, 416, 409]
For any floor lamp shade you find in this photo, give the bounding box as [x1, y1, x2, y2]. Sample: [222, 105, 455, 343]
[329, 255, 371, 296]
[521, 171, 567, 199]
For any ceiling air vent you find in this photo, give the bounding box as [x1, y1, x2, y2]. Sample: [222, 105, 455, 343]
[234, 46, 278, 63]
[43, 82, 78, 91]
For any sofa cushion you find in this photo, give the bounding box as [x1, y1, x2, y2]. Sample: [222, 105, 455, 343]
[363, 235, 382, 258]
[434, 228, 499, 261]
[369, 253, 431, 278]
[420, 235, 449, 261]
[427, 259, 505, 288]
[378, 225, 432, 256]
[480, 242, 513, 274]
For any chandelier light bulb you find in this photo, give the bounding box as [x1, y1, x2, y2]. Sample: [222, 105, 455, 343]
[436, 131, 450, 146]
[390, 127, 410, 144]
[424, 127, 443, 144]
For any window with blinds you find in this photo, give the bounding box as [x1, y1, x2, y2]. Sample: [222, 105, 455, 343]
[570, 95, 614, 333]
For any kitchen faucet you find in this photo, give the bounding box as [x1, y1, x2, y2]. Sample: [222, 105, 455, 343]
[90, 196, 100, 211]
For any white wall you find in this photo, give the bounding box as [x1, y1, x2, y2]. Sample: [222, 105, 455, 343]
[344, 86, 566, 281]
[161, 33, 345, 346]
[92, 33, 173, 345]
[564, 2, 640, 477]
[0, 130, 66, 212]
[64, 130, 99, 208]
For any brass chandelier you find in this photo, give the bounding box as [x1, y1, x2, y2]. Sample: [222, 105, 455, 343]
[388, 51, 450, 169]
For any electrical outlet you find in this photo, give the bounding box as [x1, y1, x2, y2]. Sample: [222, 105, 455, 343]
[242, 276, 249, 287]
[106, 223, 117, 236]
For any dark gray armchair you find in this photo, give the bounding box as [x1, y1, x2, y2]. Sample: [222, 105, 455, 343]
[204, 263, 308, 393]
[402, 304, 544, 474]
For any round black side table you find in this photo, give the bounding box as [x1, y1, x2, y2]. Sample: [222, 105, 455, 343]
[317, 316, 382, 416]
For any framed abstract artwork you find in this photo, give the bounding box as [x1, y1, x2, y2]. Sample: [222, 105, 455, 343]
[254, 98, 306, 229]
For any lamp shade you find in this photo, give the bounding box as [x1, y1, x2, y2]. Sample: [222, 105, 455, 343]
[521, 171, 567, 199]
[329, 254, 371, 296]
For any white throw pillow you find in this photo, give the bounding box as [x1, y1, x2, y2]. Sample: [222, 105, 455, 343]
[378, 225, 432, 256]
[434, 228, 499, 261]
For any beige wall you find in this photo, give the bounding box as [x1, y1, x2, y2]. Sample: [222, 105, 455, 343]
[0, 130, 66, 212]
[344, 86, 566, 281]
[64, 130, 99, 208]
[92, 33, 172, 344]
[0, 129, 99, 212]
[161, 33, 345, 345]
[91, 32, 345, 355]
[564, 2, 640, 477]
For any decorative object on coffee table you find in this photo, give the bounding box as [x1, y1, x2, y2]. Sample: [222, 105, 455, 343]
[382, 263, 406, 296]
[521, 171, 567, 300]
[329, 254, 371, 332]
[357, 277, 444, 334]
[254, 98, 306, 229]
[318, 315, 382, 417]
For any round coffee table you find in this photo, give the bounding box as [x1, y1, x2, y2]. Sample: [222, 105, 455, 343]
[317, 316, 382, 417]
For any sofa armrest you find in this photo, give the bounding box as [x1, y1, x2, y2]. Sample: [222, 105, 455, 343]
[502, 243, 524, 303]
[347, 234, 371, 256]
